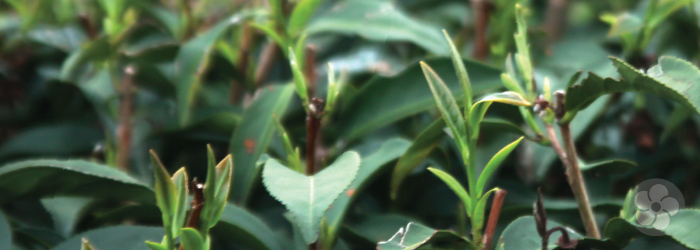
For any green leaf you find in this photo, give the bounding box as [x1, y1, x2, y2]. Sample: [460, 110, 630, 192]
[472, 188, 498, 246]
[566, 57, 700, 114]
[150, 151, 178, 221]
[305, 0, 448, 54]
[420, 61, 469, 161]
[376, 220, 475, 250]
[442, 30, 473, 116]
[289, 46, 310, 109]
[476, 137, 523, 197]
[324, 138, 410, 250]
[287, 0, 322, 37]
[338, 58, 501, 140]
[605, 210, 700, 249]
[427, 167, 471, 215]
[175, 14, 244, 125]
[201, 155, 233, 230]
[0, 210, 10, 250]
[660, 105, 693, 142]
[212, 204, 285, 250]
[579, 159, 636, 175]
[514, 4, 533, 96]
[171, 167, 189, 236]
[41, 197, 92, 237]
[145, 242, 167, 250]
[0, 123, 103, 161]
[273, 116, 303, 173]
[179, 228, 204, 250]
[479, 118, 537, 141]
[469, 92, 531, 141]
[262, 151, 361, 244]
[81, 238, 96, 250]
[51, 226, 164, 250]
[390, 119, 445, 200]
[251, 21, 289, 51]
[498, 216, 583, 250]
[142, 4, 183, 40]
[27, 25, 87, 52]
[230, 84, 295, 204]
[0, 159, 154, 205]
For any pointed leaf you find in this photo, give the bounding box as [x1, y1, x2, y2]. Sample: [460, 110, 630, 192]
[472, 188, 498, 244]
[175, 14, 244, 125]
[262, 151, 361, 244]
[171, 167, 189, 236]
[376, 220, 475, 250]
[427, 167, 471, 214]
[0, 159, 154, 205]
[202, 155, 233, 229]
[145, 242, 167, 250]
[420, 61, 469, 157]
[273, 115, 303, 173]
[212, 203, 285, 250]
[52, 226, 164, 250]
[390, 119, 446, 200]
[442, 30, 473, 116]
[469, 92, 531, 140]
[230, 84, 295, 204]
[289, 47, 310, 109]
[579, 159, 636, 175]
[287, 0, 322, 37]
[150, 150, 178, 218]
[566, 57, 700, 114]
[179, 228, 204, 250]
[476, 137, 523, 196]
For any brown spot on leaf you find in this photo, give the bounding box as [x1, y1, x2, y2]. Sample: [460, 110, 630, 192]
[244, 139, 255, 154]
[346, 189, 355, 197]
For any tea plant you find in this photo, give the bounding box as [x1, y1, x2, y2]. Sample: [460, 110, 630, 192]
[0, 0, 700, 250]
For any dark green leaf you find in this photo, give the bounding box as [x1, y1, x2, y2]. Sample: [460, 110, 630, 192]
[579, 160, 636, 175]
[604, 210, 700, 249]
[0, 124, 103, 161]
[324, 138, 410, 250]
[390, 119, 445, 200]
[51, 226, 164, 250]
[0, 210, 10, 250]
[498, 216, 582, 250]
[427, 167, 471, 214]
[375, 219, 474, 250]
[338, 58, 501, 140]
[0, 160, 154, 205]
[230, 84, 295, 204]
[263, 151, 360, 244]
[212, 204, 284, 250]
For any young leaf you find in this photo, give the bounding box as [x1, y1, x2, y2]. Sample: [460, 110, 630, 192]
[262, 151, 361, 244]
[150, 150, 178, 219]
[566, 57, 700, 114]
[179, 228, 205, 250]
[442, 30, 473, 116]
[390, 119, 446, 200]
[469, 92, 531, 141]
[427, 167, 472, 214]
[251, 21, 289, 51]
[145, 241, 167, 250]
[514, 4, 533, 96]
[273, 116, 303, 173]
[475, 137, 523, 197]
[287, 0, 322, 37]
[171, 167, 189, 236]
[202, 153, 233, 231]
[325, 63, 339, 114]
[472, 188, 498, 246]
[289, 47, 310, 110]
[500, 73, 524, 95]
[578, 159, 636, 175]
[420, 61, 469, 161]
[81, 238, 95, 250]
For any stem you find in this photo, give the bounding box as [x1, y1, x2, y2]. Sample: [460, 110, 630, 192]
[230, 22, 253, 104]
[116, 66, 135, 171]
[305, 110, 320, 176]
[543, 0, 568, 44]
[558, 124, 600, 238]
[304, 45, 317, 98]
[482, 189, 506, 250]
[470, 0, 491, 60]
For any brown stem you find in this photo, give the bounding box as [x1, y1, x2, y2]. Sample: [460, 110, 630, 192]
[304, 45, 317, 98]
[558, 125, 600, 238]
[543, 0, 568, 45]
[77, 14, 98, 40]
[253, 42, 279, 88]
[483, 189, 506, 250]
[230, 22, 254, 104]
[116, 66, 135, 171]
[305, 99, 324, 175]
[471, 0, 492, 60]
[180, 179, 205, 250]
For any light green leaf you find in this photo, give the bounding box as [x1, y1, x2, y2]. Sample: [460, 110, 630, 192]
[324, 138, 410, 250]
[470, 92, 531, 141]
[289, 46, 310, 109]
[230, 84, 295, 204]
[262, 151, 361, 244]
[150, 151, 178, 220]
[212, 203, 285, 250]
[442, 30, 473, 116]
[472, 188, 498, 246]
[287, 0, 322, 37]
[273, 116, 303, 173]
[376, 220, 475, 250]
[202, 155, 233, 230]
[81, 238, 95, 250]
[476, 137, 523, 197]
[566, 57, 700, 114]
[51, 226, 164, 250]
[179, 228, 204, 250]
[0, 210, 10, 250]
[579, 159, 636, 175]
[171, 167, 188, 236]
[145, 241, 167, 250]
[390, 119, 445, 200]
[337, 58, 501, 140]
[0, 159, 154, 205]
[514, 4, 533, 96]
[305, 0, 448, 54]
[251, 21, 289, 51]
[420, 61, 469, 161]
[497, 216, 582, 250]
[427, 167, 471, 214]
[175, 14, 244, 125]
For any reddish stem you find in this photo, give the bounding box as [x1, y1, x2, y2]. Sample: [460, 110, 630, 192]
[471, 0, 492, 60]
[483, 189, 507, 250]
[116, 66, 135, 171]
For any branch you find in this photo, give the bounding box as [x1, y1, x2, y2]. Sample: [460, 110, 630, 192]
[116, 66, 135, 171]
[483, 189, 507, 250]
[470, 0, 492, 60]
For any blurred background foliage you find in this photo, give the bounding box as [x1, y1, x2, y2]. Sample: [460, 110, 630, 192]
[0, 0, 699, 249]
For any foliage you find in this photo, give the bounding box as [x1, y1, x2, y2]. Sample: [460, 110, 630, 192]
[0, 0, 699, 250]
